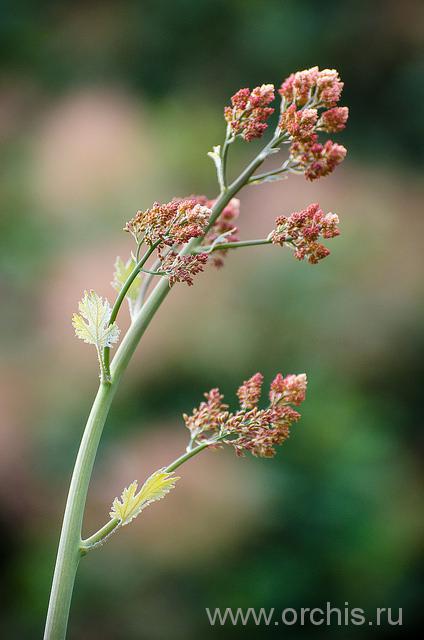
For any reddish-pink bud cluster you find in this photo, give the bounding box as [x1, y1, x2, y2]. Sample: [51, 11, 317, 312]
[183, 388, 228, 440]
[278, 67, 348, 181]
[290, 135, 347, 181]
[224, 84, 275, 142]
[124, 199, 211, 246]
[279, 66, 343, 108]
[269, 372, 307, 406]
[270, 203, 340, 264]
[161, 251, 209, 287]
[183, 371, 307, 458]
[237, 372, 264, 409]
[280, 104, 318, 141]
[317, 106, 349, 133]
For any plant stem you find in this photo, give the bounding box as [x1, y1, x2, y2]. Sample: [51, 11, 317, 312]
[44, 131, 282, 640]
[247, 166, 289, 184]
[103, 242, 158, 374]
[217, 126, 232, 191]
[198, 238, 272, 253]
[43, 382, 116, 639]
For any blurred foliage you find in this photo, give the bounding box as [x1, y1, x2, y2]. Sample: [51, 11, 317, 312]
[0, 1, 423, 638]
[0, 0, 423, 164]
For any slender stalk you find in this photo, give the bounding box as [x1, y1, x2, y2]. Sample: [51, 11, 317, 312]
[103, 242, 158, 374]
[165, 441, 210, 472]
[198, 238, 272, 253]
[247, 166, 289, 184]
[80, 517, 119, 552]
[44, 131, 281, 640]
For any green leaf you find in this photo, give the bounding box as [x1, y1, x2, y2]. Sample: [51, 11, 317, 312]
[112, 256, 142, 311]
[72, 290, 120, 351]
[110, 469, 180, 526]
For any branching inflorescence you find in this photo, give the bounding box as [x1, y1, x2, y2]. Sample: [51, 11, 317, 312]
[45, 67, 348, 640]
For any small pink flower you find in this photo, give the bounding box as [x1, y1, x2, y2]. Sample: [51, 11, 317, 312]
[225, 84, 275, 141]
[183, 388, 228, 440]
[279, 67, 319, 106]
[316, 69, 344, 107]
[184, 372, 307, 458]
[279, 67, 344, 108]
[318, 106, 349, 132]
[161, 252, 209, 286]
[270, 373, 307, 406]
[270, 203, 340, 264]
[279, 104, 318, 141]
[124, 199, 211, 246]
[290, 135, 347, 181]
[237, 373, 264, 409]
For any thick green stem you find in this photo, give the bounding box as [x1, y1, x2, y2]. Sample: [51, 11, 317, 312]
[44, 131, 281, 640]
[44, 382, 116, 639]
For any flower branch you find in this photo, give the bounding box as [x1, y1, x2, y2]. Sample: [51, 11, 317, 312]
[45, 66, 349, 640]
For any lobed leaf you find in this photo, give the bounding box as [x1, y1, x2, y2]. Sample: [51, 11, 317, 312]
[110, 469, 180, 527]
[72, 290, 120, 351]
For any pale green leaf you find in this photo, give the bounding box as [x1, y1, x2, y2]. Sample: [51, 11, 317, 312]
[110, 469, 179, 526]
[112, 256, 142, 306]
[72, 290, 120, 351]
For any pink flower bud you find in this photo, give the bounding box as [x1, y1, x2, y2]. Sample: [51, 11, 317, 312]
[225, 84, 275, 141]
[270, 203, 340, 264]
[318, 106, 349, 132]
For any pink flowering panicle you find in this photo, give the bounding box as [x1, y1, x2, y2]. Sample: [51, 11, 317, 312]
[124, 198, 211, 247]
[224, 84, 275, 141]
[289, 136, 347, 181]
[160, 251, 209, 287]
[124, 198, 212, 287]
[279, 66, 343, 108]
[183, 371, 307, 458]
[277, 67, 348, 181]
[317, 106, 349, 133]
[270, 203, 340, 264]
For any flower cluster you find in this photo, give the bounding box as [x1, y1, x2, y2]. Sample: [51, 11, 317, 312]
[270, 203, 340, 264]
[290, 137, 347, 181]
[237, 372, 264, 409]
[317, 106, 349, 133]
[279, 104, 318, 141]
[269, 372, 307, 406]
[183, 372, 307, 458]
[279, 66, 344, 108]
[224, 84, 275, 141]
[124, 199, 211, 247]
[278, 67, 348, 181]
[161, 251, 209, 287]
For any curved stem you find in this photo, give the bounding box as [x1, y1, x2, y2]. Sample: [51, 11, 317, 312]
[44, 130, 283, 640]
[80, 517, 120, 552]
[43, 382, 117, 639]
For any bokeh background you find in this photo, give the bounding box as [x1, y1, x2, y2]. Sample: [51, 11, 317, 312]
[1, 1, 423, 638]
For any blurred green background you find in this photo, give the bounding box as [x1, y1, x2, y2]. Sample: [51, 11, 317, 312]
[0, 1, 423, 638]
